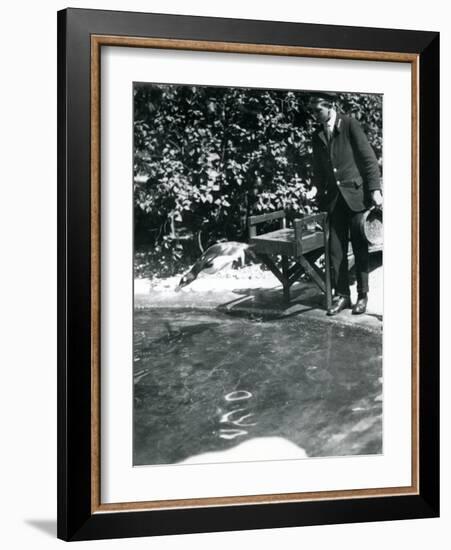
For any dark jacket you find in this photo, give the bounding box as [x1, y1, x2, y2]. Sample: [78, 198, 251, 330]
[312, 114, 381, 212]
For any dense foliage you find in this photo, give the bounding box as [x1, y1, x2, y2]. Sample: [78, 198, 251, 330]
[134, 83, 382, 277]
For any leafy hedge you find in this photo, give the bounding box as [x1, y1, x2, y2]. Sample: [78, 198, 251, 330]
[134, 83, 382, 277]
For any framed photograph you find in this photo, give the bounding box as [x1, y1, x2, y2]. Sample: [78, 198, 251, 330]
[57, 8, 439, 541]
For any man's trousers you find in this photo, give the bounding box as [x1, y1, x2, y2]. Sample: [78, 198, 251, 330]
[328, 194, 369, 297]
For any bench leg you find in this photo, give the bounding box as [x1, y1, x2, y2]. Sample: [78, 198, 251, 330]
[283, 283, 291, 303]
[282, 256, 290, 303]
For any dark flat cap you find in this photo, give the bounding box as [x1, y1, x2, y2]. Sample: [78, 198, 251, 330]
[308, 90, 338, 102]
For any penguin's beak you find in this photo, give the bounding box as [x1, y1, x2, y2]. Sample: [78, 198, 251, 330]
[175, 278, 185, 292]
[176, 273, 193, 291]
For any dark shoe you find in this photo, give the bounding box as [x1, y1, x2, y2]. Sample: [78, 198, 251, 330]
[352, 296, 368, 315]
[327, 295, 351, 316]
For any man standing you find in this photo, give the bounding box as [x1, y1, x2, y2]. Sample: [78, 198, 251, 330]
[310, 92, 383, 315]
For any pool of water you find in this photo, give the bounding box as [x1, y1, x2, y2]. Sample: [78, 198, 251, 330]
[133, 309, 382, 465]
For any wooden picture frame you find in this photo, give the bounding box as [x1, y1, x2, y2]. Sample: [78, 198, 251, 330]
[57, 8, 439, 541]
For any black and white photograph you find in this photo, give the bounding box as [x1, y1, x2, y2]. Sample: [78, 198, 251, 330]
[133, 82, 384, 466]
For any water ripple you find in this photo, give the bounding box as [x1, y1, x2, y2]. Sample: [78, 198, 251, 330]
[219, 429, 248, 440]
[220, 409, 257, 427]
[225, 390, 252, 401]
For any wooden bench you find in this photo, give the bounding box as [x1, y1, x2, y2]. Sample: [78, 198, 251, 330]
[248, 210, 332, 308]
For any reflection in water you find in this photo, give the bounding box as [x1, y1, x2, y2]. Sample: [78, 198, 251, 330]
[179, 437, 308, 464]
[133, 310, 382, 465]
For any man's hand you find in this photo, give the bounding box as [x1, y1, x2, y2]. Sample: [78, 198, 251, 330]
[371, 189, 383, 207]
